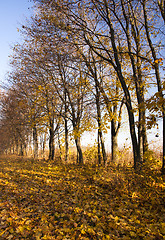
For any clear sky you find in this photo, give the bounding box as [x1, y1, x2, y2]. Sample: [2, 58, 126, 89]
[0, 0, 34, 85]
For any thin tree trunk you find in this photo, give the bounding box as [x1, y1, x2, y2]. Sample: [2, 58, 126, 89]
[111, 119, 118, 163]
[95, 82, 107, 165]
[64, 92, 69, 163]
[99, 130, 107, 165]
[16, 140, 19, 155]
[75, 136, 83, 164]
[24, 143, 27, 156]
[57, 130, 62, 162]
[65, 118, 69, 163]
[33, 126, 38, 159]
[97, 129, 101, 165]
[12, 146, 14, 154]
[41, 132, 46, 159]
[49, 120, 55, 161]
[19, 143, 24, 156]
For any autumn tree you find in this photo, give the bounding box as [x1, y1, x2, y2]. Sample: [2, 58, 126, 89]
[0, 88, 30, 156]
[39, 0, 165, 170]
[34, 0, 142, 169]
[21, 7, 96, 164]
[140, 0, 165, 173]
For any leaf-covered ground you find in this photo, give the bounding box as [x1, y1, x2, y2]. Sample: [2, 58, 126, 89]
[0, 155, 164, 240]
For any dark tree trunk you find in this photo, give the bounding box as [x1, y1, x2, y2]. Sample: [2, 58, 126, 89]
[49, 121, 55, 161]
[95, 83, 107, 165]
[65, 117, 69, 163]
[15, 140, 19, 155]
[19, 143, 24, 156]
[33, 126, 38, 159]
[57, 130, 62, 162]
[111, 119, 118, 163]
[75, 136, 83, 164]
[99, 130, 107, 165]
[64, 92, 69, 163]
[97, 130, 101, 165]
[41, 133, 46, 159]
[24, 143, 27, 156]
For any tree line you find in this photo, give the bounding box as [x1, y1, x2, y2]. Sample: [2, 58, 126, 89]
[0, 0, 164, 173]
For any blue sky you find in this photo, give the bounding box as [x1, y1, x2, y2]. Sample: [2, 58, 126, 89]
[0, 0, 34, 84]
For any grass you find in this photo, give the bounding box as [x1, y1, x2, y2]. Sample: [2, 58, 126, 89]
[0, 155, 165, 239]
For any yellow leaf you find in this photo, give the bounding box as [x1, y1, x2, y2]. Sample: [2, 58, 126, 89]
[114, 216, 119, 222]
[81, 229, 86, 234]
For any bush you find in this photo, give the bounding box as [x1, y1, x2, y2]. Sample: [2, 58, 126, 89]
[83, 144, 98, 164]
[143, 150, 161, 170]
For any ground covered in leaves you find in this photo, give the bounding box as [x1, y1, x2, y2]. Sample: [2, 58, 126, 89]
[0, 155, 165, 239]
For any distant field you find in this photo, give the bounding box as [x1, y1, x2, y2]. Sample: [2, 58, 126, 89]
[0, 155, 164, 239]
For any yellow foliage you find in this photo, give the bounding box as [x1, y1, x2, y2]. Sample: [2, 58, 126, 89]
[0, 155, 164, 239]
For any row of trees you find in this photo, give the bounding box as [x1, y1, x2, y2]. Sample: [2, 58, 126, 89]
[0, 0, 164, 172]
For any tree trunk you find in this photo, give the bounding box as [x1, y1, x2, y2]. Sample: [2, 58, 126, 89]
[19, 143, 24, 156]
[64, 92, 69, 163]
[33, 126, 38, 159]
[12, 146, 15, 154]
[15, 140, 19, 155]
[99, 130, 107, 165]
[75, 136, 83, 164]
[57, 130, 62, 161]
[41, 132, 46, 159]
[49, 120, 55, 161]
[111, 119, 118, 163]
[95, 82, 107, 165]
[97, 129, 101, 165]
[138, 111, 144, 165]
[142, 121, 148, 154]
[24, 143, 27, 156]
[65, 118, 69, 163]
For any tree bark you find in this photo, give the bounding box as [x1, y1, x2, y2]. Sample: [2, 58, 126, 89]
[64, 91, 69, 163]
[49, 120, 55, 161]
[97, 129, 101, 165]
[111, 119, 118, 163]
[19, 143, 24, 156]
[57, 130, 62, 161]
[75, 136, 83, 164]
[65, 117, 69, 163]
[33, 126, 38, 159]
[95, 80, 107, 165]
[41, 132, 46, 159]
